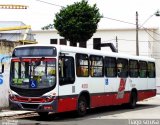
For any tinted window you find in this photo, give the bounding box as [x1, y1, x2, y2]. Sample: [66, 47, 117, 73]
[129, 60, 138, 78]
[59, 56, 75, 85]
[90, 55, 103, 77]
[139, 61, 147, 78]
[76, 54, 89, 77]
[117, 58, 128, 78]
[148, 62, 155, 78]
[104, 57, 117, 77]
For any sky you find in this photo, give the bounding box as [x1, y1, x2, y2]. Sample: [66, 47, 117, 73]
[0, 0, 160, 30]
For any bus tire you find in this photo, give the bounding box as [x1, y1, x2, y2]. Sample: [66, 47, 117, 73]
[128, 92, 137, 109]
[77, 96, 87, 117]
[37, 112, 49, 117]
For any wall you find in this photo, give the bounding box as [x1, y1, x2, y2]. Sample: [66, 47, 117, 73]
[0, 64, 10, 109]
[33, 28, 154, 56]
[0, 41, 20, 109]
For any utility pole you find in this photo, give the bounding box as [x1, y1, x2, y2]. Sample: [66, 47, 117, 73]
[116, 36, 118, 52]
[136, 11, 139, 56]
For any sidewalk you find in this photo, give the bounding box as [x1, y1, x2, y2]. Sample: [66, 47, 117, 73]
[0, 110, 33, 118]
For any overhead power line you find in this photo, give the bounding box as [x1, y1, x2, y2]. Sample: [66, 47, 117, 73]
[117, 38, 160, 42]
[143, 29, 158, 41]
[35, 0, 64, 8]
[102, 16, 160, 38]
[102, 16, 136, 26]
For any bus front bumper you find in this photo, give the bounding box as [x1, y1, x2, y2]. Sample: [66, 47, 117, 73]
[9, 96, 58, 113]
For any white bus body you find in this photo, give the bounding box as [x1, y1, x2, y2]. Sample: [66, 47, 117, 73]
[7, 44, 156, 116]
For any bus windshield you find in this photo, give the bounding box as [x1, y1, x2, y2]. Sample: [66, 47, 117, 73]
[10, 58, 56, 89]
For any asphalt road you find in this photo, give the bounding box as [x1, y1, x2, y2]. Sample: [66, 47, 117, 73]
[1, 95, 160, 125]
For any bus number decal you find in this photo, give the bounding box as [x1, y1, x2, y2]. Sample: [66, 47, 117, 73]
[117, 78, 126, 99]
[82, 84, 88, 89]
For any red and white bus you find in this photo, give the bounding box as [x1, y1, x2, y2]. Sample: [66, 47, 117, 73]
[1, 44, 156, 117]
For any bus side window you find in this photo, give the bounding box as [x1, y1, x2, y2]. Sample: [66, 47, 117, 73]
[76, 54, 89, 77]
[90, 55, 103, 77]
[139, 61, 147, 78]
[117, 58, 128, 78]
[59, 56, 75, 85]
[148, 62, 155, 78]
[129, 60, 138, 78]
[59, 58, 64, 77]
[104, 57, 117, 77]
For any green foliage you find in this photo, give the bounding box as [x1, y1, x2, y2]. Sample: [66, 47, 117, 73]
[54, 0, 102, 46]
[42, 24, 54, 30]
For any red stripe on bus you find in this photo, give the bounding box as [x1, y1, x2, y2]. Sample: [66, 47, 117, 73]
[57, 97, 78, 113]
[138, 89, 156, 101]
[57, 89, 156, 113]
[91, 92, 130, 108]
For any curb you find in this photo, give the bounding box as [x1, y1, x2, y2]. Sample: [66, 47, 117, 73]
[0, 110, 34, 118]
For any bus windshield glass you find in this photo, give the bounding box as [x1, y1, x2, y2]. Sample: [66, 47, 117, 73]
[12, 46, 57, 57]
[10, 58, 56, 89]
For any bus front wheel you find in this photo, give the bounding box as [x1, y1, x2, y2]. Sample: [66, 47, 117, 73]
[77, 96, 87, 117]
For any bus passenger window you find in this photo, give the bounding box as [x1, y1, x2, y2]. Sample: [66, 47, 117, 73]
[59, 56, 75, 85]
[139, 61, 147, 78]
[148, 62, 155, 78]
[90, 55, 103, 77]
[76, 54, 89, 77]
[104, 57, 116, 77]
[117, 58, 128, 78]
[129, 60, 138, 78]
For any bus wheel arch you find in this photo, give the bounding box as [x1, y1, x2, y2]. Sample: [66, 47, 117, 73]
[128, 88, 138, 109]
[77, 91, 90, 116]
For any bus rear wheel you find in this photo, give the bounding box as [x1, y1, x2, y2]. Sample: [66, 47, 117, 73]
[128, 92, 137, 109]
[77, 96, 87, 117]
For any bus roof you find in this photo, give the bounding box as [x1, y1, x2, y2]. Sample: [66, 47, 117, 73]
[14, 44, 155, 62]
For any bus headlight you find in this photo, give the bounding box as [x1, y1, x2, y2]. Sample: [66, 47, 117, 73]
[9, 94, 17, 101]
[9, 90, 18, 101]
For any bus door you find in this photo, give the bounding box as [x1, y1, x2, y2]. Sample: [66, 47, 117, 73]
[58, 55, 76, 112]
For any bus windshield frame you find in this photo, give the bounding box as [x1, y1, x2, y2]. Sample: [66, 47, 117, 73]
[10, 57, 57, 90]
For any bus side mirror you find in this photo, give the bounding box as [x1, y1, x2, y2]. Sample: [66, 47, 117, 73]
[0, 64, 4, 74]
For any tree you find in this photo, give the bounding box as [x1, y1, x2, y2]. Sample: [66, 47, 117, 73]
[42, 0, 102, 47]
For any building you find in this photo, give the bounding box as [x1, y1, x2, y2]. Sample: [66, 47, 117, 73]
[33, 27, 160, 93]
[0, 21, 36, 55]
[33, 27, 157, 56]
